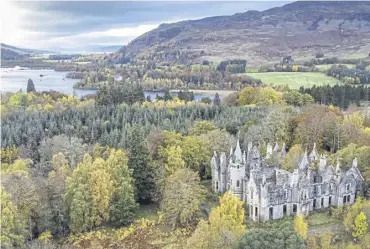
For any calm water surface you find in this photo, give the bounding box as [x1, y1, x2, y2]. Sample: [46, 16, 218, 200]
[1, 68, 225, 100]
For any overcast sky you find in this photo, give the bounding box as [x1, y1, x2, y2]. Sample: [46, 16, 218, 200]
[1, 1, 288, 51]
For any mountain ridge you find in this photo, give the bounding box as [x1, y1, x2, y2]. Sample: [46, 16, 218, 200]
[111, 1, 370, 66]
[1, 43, 58, 60]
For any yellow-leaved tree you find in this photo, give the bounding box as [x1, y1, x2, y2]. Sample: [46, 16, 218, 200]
[237, 86, 282, 106]
[352, 212, 368, 239]
[186, 191, 246, 249]
[283, 144, 303, 172]
[344, 197, 364, 234]
[293, 215, 308, 240]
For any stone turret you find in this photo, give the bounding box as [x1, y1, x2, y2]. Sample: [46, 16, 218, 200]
[319, 154, 327, 172]
[353, 157, 358, 168]
[299, 149, 309, 171]
[229, 139, 245, 199]
[273, 142, 280, 152]
[309, 143, 319, 162]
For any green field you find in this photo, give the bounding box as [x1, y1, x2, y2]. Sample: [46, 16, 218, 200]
[246, 72, 341, 89]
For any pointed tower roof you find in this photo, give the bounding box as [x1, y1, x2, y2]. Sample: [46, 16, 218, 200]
[234, 138, 242, 161]
[229, 146, 233, 157]
[281, 143, 286, 157]
[299, 149, 309, 170]
[273, 142, 279, 152]
[309, 143, 319, 161]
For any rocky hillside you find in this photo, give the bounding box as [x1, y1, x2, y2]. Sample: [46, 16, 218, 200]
[111, 1, 370, 66]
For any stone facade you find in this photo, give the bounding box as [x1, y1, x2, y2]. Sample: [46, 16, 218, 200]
[211, 140, 364, 222]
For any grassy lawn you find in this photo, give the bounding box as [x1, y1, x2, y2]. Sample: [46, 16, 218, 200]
[246, 72, 341, 89]
[315, 64, 356, 70]
[245, 67, 259, 73]
[307, 211, 341, 228]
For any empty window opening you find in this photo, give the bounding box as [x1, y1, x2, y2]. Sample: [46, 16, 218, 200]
[236, 180, 240, 188]
[293, 204, 297, 213]
[321, 198, 324, 207]
[269, 207, 273, 219]
[347, 195, 350, 202]
[313, 199, 317, 209]
[329, 196, 332, 206]
[283, 205, 287, 216]
[343, 196, 347, 204]
[255, 207, 258, 217]
[216, 181, 219, 190]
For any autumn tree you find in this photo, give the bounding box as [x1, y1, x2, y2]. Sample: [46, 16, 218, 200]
[238, 86, 282, 106]
[283, 144, 303, 172]
[293, 215, 308, 240]
[1, 188, 26, 248]
[186, 191, 246, 249]
[352, 212, 368, 239]
[189, 121, 217, 136]
[89, 157, 114, 227]
[163, 145, 185, 175]
[344, 197, 364, 235]
[330, 143, 370, 182]
[1, 159, 39, 240]
[161, 168, 206, 228]
[65, 155, 94, 233]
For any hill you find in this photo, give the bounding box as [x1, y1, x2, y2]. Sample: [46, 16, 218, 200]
[1, 43, 56, 60]
[111, 1, 370, 66]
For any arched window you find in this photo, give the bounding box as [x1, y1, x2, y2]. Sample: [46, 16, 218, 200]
[250, 188, 254, 199]
[236, 180, 240, 188]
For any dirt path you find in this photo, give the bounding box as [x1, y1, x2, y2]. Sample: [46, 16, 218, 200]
[308, 224, 344, 235]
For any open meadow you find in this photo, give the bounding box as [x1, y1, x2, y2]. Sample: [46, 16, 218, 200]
[246, 72, 342, 89]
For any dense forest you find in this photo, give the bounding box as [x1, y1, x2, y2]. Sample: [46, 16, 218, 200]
[1, 79, 370, 248]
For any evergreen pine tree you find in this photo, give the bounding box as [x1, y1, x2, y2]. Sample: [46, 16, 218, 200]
[27, 79, 36, 93]
[213, 93, 221, 106]
[127, 126, 155, 202]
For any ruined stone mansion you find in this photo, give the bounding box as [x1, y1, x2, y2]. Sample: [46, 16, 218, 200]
[211, 140, 364, 222]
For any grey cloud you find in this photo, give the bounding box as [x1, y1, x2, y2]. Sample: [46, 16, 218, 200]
[11, 1, 289, 50]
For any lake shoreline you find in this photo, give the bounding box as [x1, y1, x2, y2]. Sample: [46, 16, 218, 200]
[72, 87, 236, 96]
